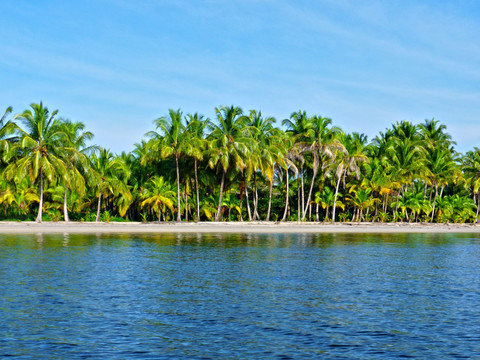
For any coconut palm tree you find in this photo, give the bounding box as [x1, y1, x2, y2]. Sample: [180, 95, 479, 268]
[141, 176, 175, 221]
[184, 113, 209, 222]
[0, 106, 19, 161]
[283, 110, 312, 219]
[208, 106, 254, 221]
[246, 110, 286, 221]
[462, 148, 480, 220]
[331, 132, 368, 222]
[58, 119, 96, 221]
[145, 109, 188, 221]
[90, 148, 131, 222]
[7, 102, 67, 222]
[281, 132, 299, 222]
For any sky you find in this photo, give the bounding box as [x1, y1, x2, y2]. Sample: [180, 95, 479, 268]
[1, 0, 479, 153]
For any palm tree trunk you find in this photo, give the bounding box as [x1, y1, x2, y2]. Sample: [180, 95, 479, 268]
[282, 168, 289, 222]
[253, 172, 260, 220]
[476, 193, 480, 223]
[175, 155, 181, 222]
[300, 163, 305, 219]
[439, 184, 445, 198]
[184, 179, 188, 221]
[266, 180, 273, 221]
[215, 170, 226, 221]
[302, 166, 317, 221]
[63, 182, 69, 222]
[96, 191, 102, 222]
[297, 177, 301, 222]
[194, 159, 200, 222]
[244, 174, 252, 221]
[430, 182, 438, 222]
[332, 169, 343, 223]
[36, 170, 43, 223]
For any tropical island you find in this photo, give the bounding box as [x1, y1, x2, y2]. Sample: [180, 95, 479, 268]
[1, 102, 479, 226]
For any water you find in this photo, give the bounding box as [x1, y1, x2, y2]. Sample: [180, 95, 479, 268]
[1, 232, 480, 359]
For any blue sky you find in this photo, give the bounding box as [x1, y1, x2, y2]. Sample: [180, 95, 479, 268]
[1, 0, 479, 153]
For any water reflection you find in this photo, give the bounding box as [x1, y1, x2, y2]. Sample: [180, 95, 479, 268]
[1, 233, 480, 358]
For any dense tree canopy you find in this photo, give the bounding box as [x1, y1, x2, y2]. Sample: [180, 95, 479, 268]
[0, 102, 478, 223]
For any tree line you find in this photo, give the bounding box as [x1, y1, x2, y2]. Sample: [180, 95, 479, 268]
[1, 102, 480, 223]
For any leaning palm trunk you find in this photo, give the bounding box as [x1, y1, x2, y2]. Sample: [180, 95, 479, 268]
[215, 170, 226, 221]
[430, 182, 438, 222]
[36, 170, 44, 223]
[332, 170, 343, 222]
[175, 155, 181, 222]
[266, 180, 273, 221]
[194, 159, 200, 222]
[476, 194, 480, 223]
[300, 163, 305, 219]
[63, 182, 69, 222]
[302, 166, 318, 221]
[184, 179, 188, 221]
[297, 177, 301, 222]
[253, 172, 260, 220]
[96, 191, 102, 222]
[282, 169, 289, 222]
[244, 174, 252, 221]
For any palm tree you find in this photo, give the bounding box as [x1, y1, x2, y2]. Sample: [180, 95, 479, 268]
[7, 102, 67, 222]
[141, 176, 175, 221]
[145, 109, 190, 221]
[390, 121, 426, 192]
[463, 148, 480, 220]
[302, 116, 344, 221]
[90, 148, 131, 222]
[184, 113, 209, 222]
[58, 119, 95, 221]
[425, 147, 458, 221]
[315, 186, 344, 221]
[0, 106, 19, 161]
[281, 132, 299, 222]
[283, 110, 311, 219]
[246, 110, 286, 221]
[208, 106, 254, 221]
[331, 132, 368, 222]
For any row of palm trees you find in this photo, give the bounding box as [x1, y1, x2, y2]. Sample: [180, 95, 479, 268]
[1, 102, 480, 223]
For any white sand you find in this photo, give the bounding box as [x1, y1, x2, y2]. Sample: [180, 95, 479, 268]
[0, 221, 480, 234]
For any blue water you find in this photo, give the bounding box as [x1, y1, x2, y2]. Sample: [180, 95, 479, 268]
[1, 232, 480, 359]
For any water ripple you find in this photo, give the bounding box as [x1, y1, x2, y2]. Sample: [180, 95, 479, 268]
[1, 233, 480, 358]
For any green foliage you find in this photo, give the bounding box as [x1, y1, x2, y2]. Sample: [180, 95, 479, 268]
[1, 102, 479, 224]
[101, 210, 112, 223]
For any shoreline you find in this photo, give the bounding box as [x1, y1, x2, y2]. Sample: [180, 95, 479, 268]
[1, 221, 480, 234]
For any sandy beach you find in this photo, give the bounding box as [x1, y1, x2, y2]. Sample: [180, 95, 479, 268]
[1, 221, 480, 234]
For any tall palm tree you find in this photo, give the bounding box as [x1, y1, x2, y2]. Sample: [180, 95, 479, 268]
[281, 132, 299, 222]
[58, 119, 95, 221]
[145, 109, 188, 221]
[331, 132, 368, 222]
[184, 113, 209, 222]
[283, 110, 311, 219]
[302, 116, 344, 221]
[7, 102, 67, 222]
[246, 110, 286, 221]
[425, 147, 458, 221]
[208, 106, 254, 221]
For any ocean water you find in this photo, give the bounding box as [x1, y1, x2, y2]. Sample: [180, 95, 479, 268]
[1, 232, 480, 359]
